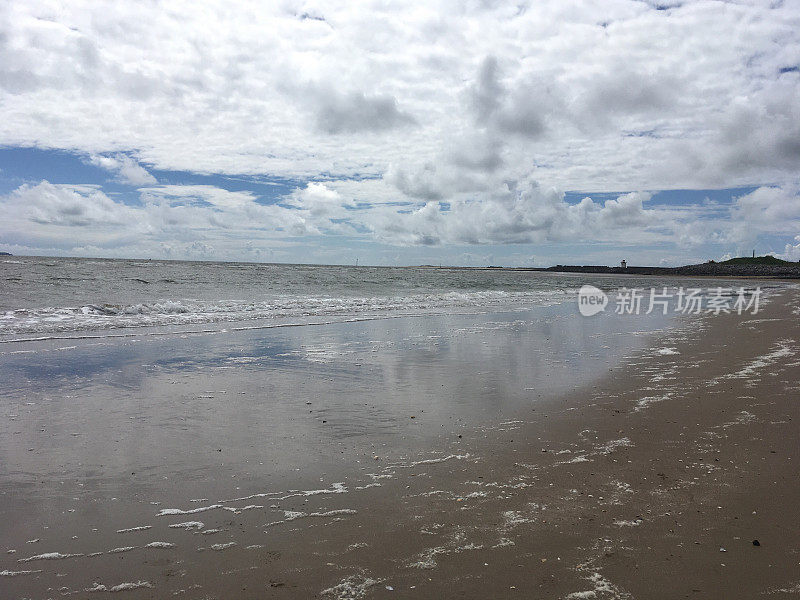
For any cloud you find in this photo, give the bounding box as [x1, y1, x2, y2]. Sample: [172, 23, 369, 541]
[312, 88, 416, 134]
[0, 181, 321, 258]
[366, 180, 657, 246]
[138, 185, 259, 210]
[286, 182, 354, 218]
[725, 185, 800, 248]
[137, 185, 315, 236]
[782, 236, 800, 261]
[467, 56, 546, 139]
[384, 162, 445, 201]
[447, 132, 504, 173]
[362, 182, 800, 255]
[0, 0, 796, 192]
[597, 191, 651, 229]
[732, 186, 800, 229]
[469, 56, 503, 125]
[0, 1, 798, 264]
[89, 154, 157, 186]
[3, 177, 799, 265]
[715, 88, 800, 177]
[8, 181, 134, 227]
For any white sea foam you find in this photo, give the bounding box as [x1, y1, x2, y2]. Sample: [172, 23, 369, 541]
[210, 542, 237, 551]
[222, 482, 348, 504]
[145, 542, 175, 548]
[0, 287, 571, 338]
[613, 519, 643, 527]
[764, 581, 800, 594]
[222, 504, 263, 513]
[158, 504, 222, 516]
[87, 581, 153, 592]
[320, 573, 382, 599]
[266, 508, 357, 527]
[168, 521, 204, 529]
[598, 438, 633, 454]
[297, 483, 348, 497]
[348, 542, 369, 550]
[1, 569, 42, 576]
[556, 455, 590, 464]
[567, 572, 628, 599]
[408, 546, 448, 570]
[635, 394, 671, 411]
[116, 525, 152, 533]
[18, 552, 83, 562]
[459, 491, 488, 499]
[308, 509, 358, 517]
[502, 510, 537, 530]
[395, 454, 471, 468]
[354, 483, 381, 490]
[712, 340, 794, 384]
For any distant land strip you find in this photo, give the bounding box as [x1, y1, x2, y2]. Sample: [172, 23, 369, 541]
[420, 257, 800, 279]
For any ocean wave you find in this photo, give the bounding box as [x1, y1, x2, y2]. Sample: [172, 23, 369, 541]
[0, 290, 572, 336]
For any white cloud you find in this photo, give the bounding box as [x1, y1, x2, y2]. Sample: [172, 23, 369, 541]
[138, 185, 259, 210]
[0, 0, 797, 192]
[364, 183, 658, 246]
[0, 181, 322, 259]
[286, 182, 354, 219]
[8, 181, 134, 227]
[3, 178, 799, 262]
[782, 236, 800, 261]
[89, 154, 157, 185]
[137, 185, 316, 236]
[0, 1, 798, 263]
[726, 185, 800, 247]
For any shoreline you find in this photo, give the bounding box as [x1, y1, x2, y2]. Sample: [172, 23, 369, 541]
[417, 264, 800, 279]
[5, 254, 799, 279]
[1, 290, 798, 598]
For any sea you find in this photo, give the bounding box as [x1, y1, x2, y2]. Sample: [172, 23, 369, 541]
[0, 255, 773, 341]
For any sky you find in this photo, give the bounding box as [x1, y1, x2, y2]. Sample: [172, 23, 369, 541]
[0, 0, 799, 267]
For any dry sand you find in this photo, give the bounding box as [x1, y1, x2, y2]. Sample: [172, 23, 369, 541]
[1, 288, 799, 599]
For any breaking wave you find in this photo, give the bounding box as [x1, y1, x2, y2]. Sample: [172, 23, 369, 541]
[0, 290, 572, 337]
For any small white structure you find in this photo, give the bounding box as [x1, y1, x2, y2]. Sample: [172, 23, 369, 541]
[620, 259, 627, 268]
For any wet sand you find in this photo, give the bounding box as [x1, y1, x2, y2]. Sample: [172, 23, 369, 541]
[1, 290, 799, 598]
